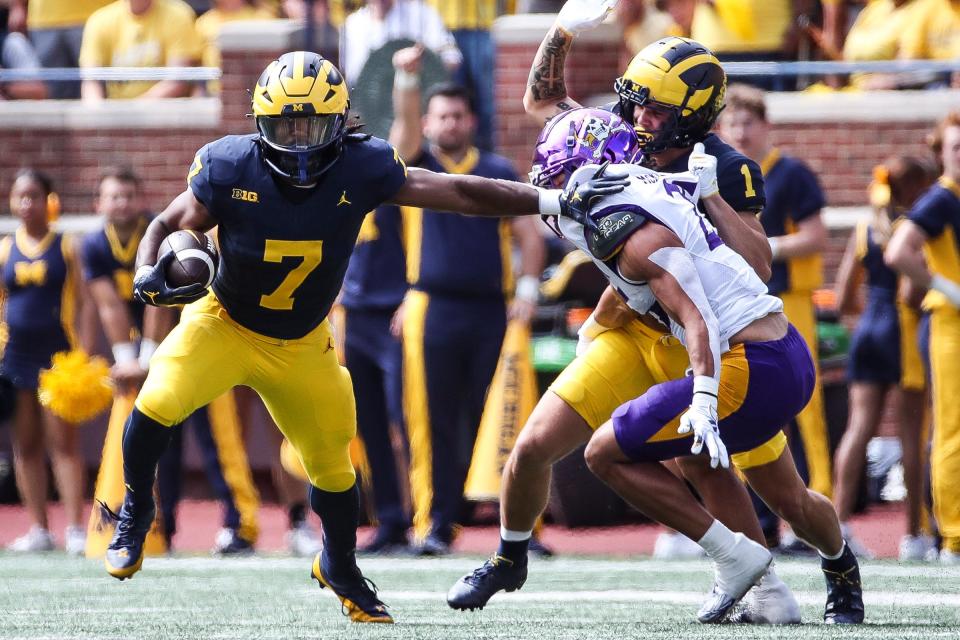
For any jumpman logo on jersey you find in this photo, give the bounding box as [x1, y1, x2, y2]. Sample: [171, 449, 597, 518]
[337, 191, 351, 207]
[323, 337, 335, 353]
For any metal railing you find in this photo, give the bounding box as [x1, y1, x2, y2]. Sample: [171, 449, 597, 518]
[1, 60, 958, 84]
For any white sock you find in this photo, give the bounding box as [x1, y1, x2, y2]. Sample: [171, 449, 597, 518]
[697, 520, 736, 560]
[819, 540, 845, 561]
[501, 526, 532, 542]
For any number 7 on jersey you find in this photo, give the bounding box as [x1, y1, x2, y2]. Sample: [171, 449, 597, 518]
[259, 239, 323, 310]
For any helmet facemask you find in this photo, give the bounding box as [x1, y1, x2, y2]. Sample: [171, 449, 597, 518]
[614, 37, 727, 156]
[256, 111, 347, 187]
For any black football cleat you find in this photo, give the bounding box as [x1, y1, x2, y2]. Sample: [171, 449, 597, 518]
[311, 553, 393, 623]
[358, 526, 411, 556]
[103, 498, 156, 581]
[447, 555, 528, 611]
[822, 544, 865, 624]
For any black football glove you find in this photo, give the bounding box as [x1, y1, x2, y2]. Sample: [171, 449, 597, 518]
[133, 251, 209, 307]
[559, 162, 629, 229]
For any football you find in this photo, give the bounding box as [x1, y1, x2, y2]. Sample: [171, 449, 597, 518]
[157, 230, 218, 288]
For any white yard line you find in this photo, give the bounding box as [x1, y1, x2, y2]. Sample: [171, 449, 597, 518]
[376, 589, 960, 607]
[135, 555, 960, 580]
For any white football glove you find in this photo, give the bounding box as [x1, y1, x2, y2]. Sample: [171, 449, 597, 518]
[677, 376, 729, 469]
[688, 142, 719, 198]
[556, 0, 620, 35]
[576, 311, 610, 357]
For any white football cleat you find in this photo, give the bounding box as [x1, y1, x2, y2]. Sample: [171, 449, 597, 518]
[287, 520, 323, 557]
[7, 525, 55, 553]
[730, 564, 801, 624]
[653, 531, 706, 559]
[64, 526, 86, 557]
[697, 533, 772, 624]
[899, 534, 935, 563]
[939, 548, 960, 565]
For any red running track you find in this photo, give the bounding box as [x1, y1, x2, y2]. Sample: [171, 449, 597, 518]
[0, 500, 907, 558]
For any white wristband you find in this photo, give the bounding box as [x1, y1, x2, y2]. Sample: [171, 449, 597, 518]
[579, 312, 611, 340]
[931, 274, 960, 306]
[394, 69, 419, 90]
[768, 236, 781, 261]
[537, 187, 562, 216]
[138, 338, 158, 370]
[693, 375, 720, 397]
[515, 275, 539, 303]
[112, 341, 137, 365]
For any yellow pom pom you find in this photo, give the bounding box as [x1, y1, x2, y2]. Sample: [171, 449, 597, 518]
[38, 350, 113, 424]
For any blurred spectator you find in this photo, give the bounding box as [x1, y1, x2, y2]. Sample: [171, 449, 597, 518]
[196, 0, 275, 94]
[340, 0, 461, 83]
[0, 11, 47, 99]
[690, 0, 793, 89]
[659, 0, 695, 35]
[842, 0, 927, 90]
[79, 0, 203, 101]
[2, 169, 88, 555]
[7, 0, 110, 98]
[886, 111, 960, 564]
[833, 155, 935, 561]
[282, 0, 339, 63]
[390, 46, 544, 553]
[425, 0, 512, 150]
[616, 0, 681, 55]
[900, 0, 960, 62]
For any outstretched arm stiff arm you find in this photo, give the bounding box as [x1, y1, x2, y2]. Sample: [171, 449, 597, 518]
[390, 167, 546, 217]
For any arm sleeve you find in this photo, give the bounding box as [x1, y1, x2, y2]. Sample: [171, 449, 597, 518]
[716, 156, 765, 213]
[789, 161, 827, 223]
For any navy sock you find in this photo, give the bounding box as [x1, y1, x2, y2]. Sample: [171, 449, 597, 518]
[288, 502, 307, 528]
[497, 537, 530, 565]
[121, 408, 173, 505]
[309, 483, 359, 568]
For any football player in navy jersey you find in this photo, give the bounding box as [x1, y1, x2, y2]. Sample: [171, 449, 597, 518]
[449, 8, 798, 622]
[103, 51, 586, 623]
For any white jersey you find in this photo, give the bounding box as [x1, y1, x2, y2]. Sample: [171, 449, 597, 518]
[559, 164, 782, 352]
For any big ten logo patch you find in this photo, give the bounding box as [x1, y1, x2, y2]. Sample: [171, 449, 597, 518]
[231, 189, 259, 203]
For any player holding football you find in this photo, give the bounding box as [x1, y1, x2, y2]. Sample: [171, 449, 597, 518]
[102, 50, 606, 624]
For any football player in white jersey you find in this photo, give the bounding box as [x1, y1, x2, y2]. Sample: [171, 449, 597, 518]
[564, 108, 863, 624]
[448, 107, 864, 624]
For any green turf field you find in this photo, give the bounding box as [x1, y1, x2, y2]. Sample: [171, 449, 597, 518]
[1, 554, 958, 639]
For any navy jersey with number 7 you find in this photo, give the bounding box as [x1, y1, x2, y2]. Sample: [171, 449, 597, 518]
[187, 133, 407, 339]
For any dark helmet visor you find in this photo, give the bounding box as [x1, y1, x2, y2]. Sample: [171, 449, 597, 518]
[258, 114, 344, 151]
